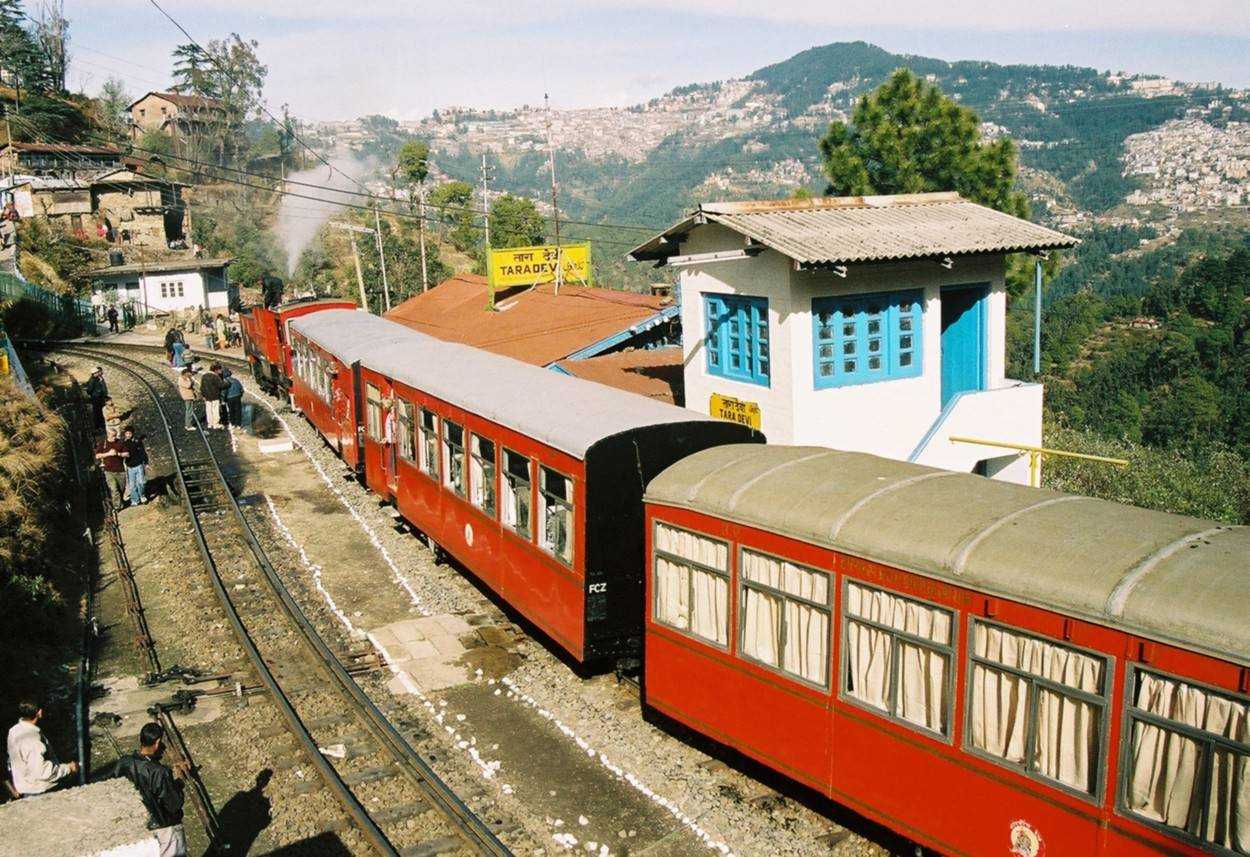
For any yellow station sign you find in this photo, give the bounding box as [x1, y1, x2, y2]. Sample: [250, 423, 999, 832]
[709, 393, 761, 430]
[487, 243, 592, 290]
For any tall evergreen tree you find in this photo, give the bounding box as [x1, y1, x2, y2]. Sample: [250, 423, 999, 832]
[819, 68, 1028, 217]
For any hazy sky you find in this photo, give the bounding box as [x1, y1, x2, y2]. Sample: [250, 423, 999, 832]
[64, 1, 1250, 121]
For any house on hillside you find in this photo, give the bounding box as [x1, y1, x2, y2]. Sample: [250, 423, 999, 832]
[384, 272, 680, 367]
[0, 142, 122, 178]
[0, 169, 188, 248]
[89, 257, 234, 319]
[629, 192, 1078, 484]
[128, 91, 232, 150]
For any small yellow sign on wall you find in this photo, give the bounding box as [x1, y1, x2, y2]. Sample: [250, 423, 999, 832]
[709, 393, 761, 429]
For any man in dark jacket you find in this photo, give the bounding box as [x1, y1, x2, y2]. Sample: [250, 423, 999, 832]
[116, 722, 185, 857]
[84, 367, 108, 433]
[223, 373, 244, 427]
[200, 365, 224, 429]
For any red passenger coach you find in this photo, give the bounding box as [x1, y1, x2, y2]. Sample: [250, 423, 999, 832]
[239, 298, 356, 396]
[290, 309, 761, 665]
[287, 310, 414, 473]
[643, 445, 1250, 857]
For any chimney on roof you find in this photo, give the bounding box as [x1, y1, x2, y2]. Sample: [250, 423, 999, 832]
[650, 282, 673, 303]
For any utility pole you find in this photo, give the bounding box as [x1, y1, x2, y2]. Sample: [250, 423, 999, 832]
[479, 152, 492, 249]
[416, 185, 428, 293]
[373, 204, 391, 310]
[330, 221, 378, 312]
[544, 93, 563, 295]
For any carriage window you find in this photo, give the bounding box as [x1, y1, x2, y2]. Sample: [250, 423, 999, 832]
[844, 582, 953, 736]
[441, 419, 465, 496]
[470, 435, 496, 517]
[418, 409, 438, 478]
[396, 400, 415, 461]
[365, 384, 383, 441]
[538, 466, 574, 565]
[652, 523, 729, 647]
[502, 449, 531, 539]
[1123, 670, 1250, 851]
[320, 357, 332, 404]
[967, 621, 1107, 795]
[740, 550, 830, 686]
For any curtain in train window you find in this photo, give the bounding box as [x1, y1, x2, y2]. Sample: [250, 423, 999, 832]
[740, 549, 830, 685]
[845, 582, 953, 735]
[418, 409, 438, 478]
[968, 622, 1106, 794]
[396, 400, 415, 461]
[538, 466, 574, 565]
[652, 523, 729, 646]
[502, 449, 531, 539]
[365, 384, 383, 441]
[470, 435, 497, 517]
[1125, 670, 1250, 853]
[441, 419, 465, 496]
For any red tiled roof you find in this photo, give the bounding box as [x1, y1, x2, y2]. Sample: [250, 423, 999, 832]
[555, 347, 685, 405]
[4, 141, 121, 155]
[384, 273, 668, 366]
[130, 91, 228, 111]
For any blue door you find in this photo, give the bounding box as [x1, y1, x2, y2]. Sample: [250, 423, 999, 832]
[940, 285, 987, 407]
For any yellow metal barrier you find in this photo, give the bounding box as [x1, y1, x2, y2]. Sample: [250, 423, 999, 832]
[949, 435, 1129, 488]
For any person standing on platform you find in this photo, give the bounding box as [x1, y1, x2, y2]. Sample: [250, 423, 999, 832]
[84, 367, 108, 433]
[122, 426, 149, 505]
[213, 314, 228, 351]
[116, 722, 186, 857]
[178, 368, 198, 431]
[200, 365, 223, 429]
[223, 373, 244, 427]
[94, 427, 129, 506]
[6, 700, 77, 798]
[106, 305, 119, 333]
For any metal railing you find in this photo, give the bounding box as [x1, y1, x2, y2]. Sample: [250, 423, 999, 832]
[0, 269, 98, 334]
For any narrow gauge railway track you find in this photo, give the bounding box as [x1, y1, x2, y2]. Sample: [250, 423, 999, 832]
[57, 346, 510, 857]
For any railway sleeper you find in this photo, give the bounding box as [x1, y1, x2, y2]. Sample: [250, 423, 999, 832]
[401, 836, 464, 857]
[368, 801, 429, 823]
[339, 764, 400, 786]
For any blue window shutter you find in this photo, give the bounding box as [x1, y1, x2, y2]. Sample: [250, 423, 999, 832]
[813, 289, 924, 389]
[702, 293, 769, 387]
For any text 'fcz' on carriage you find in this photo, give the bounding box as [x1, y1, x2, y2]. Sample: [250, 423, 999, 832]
[644, 444, 1250, 857]
[288, 309, 762, 666]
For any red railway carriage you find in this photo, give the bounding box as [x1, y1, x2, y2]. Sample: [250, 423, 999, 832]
[287, 310, 415, 473]
[291, 309, 761, 665]
[238, 298, 356, 396]
[644, 445, 1250, 857]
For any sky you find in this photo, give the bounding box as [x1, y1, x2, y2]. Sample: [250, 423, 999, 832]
[61, 1, 1250, 121]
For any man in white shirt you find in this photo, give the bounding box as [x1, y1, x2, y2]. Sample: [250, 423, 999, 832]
[6, 700, 77, 797]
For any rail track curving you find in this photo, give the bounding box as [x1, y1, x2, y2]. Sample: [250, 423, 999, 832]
[57, 345, 510, 857]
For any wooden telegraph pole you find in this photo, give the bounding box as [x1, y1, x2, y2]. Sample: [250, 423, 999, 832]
[330, 221, 376, 311]
[544, 93, 563, 295]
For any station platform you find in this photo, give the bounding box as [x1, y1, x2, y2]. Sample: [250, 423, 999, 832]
[80, 327, 246, 363]
[0, 778, 158, 856]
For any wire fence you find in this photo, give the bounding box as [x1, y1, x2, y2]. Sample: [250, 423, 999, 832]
[0, 269, 98, 335]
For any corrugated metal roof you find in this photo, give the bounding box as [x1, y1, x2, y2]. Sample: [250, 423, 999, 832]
[645, 445, 1250, 668]
[293, 310, 731, 459]
[629, 192, 1078, 266]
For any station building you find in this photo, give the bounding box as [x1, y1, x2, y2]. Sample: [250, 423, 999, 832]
[629, 192, 1078, 484]
[89, 256, 235, 319]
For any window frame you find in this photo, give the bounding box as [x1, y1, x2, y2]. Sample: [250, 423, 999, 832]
[364, 383, 383, 442]
[703, 293, 770, 387]
[441, 418, 466, 497]
[812, 289, 924, 389]
[962, 617, 1113, 803]
[501, 447, 533, 541]
[736, 545, 833, 690]
[469, 433, 498, 519]
[1117, 665, 1250, 852]
[537, 464, 575, 567]
[418, 408, 439, 481]
[396, 399, 415, 462]
[651, 519, 731, 651]
[839, 577, 958, 742]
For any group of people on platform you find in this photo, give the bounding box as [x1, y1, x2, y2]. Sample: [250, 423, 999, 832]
[85, 366, 150, 508]
[6, 702, 187, 856]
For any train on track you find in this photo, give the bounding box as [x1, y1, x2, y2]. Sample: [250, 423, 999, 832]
[239, 299, 1249, 857]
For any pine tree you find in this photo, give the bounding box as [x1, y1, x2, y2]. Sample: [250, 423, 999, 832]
[819, 68, 1028, 217]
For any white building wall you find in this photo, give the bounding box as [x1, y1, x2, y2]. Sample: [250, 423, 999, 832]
[788, 254, 1008, 459]
[678, 223, 798, 442]
[94, 270, 230, 315]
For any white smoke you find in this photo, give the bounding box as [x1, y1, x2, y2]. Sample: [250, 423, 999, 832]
[274, 147, 377, 274]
